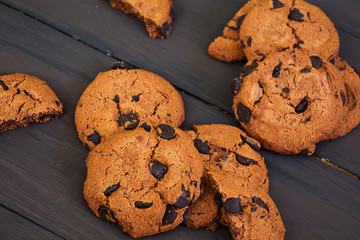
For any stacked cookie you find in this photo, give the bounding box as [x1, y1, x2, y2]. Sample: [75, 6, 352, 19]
[209, 0, 360, 155]
[76, 64, 285, 238]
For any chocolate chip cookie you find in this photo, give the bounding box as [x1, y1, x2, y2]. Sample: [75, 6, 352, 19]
[239, 0, 339, 61]
[109, 0, 175, 39]
[83, 126, 203, 238]
[232, 49, 346, 155]
[0, 73, 63, 133]
[184, 124, 269, 230]
[208, 0, 261, 62]
[75, 66, 184, 149]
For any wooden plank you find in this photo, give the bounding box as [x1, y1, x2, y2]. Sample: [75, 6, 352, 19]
[0, 206, 63, 240]
[1, 4, 360, 240]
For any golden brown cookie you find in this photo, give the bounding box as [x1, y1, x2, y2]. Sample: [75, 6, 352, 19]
[239, 0, 339, 61]
[232, 49, 346, 155]
[75, 65, 184, 149]
[109, 0, 175, 39]
[0, 73, 63, 133]
[83, 126, 203, 238]
[208, 0, 261, 63]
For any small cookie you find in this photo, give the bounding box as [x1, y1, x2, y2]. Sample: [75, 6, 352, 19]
[327, 57, 360, 139]
[109, 0, 175, 39]
[207, 171, 286, 240]
[239, 0, 339, 61]
[75, 66, 184, 149]
[208, 0, 261, 62]
[185, 124, 268, 230]
[83, 126, 203, 238]
[232, 49, 346, 155]
[0, 73, 63, 133]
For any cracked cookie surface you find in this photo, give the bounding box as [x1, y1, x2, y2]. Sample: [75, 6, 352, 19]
[0, 73, 63, 133]
[75, 68, 184, 149]
[83, 126, 203, 238]
[239, 0, 339, 61]
[185, 124, 268, 230]
[109, 0, 175, 39]
[232, 49, 346, 155]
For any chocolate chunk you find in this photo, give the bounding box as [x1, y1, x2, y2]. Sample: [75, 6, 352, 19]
[295, 98, 308, 113]
[289, 8, 304, 22]
[251, 206, 258, 212]
[139, 123, 151, 132]
[87, 131, 101, 145]
[162, 205, 177, 225]
[131, 94, 140, 102]
[135, 201, 153, 209]
[55, 100, 60, 106]
[257, 53, 267, 61]
[104, 183, 119, 197]
[241, 60, 258, 77]
[0, 80, 9, 90]
[236, 154, 257, 166]
[98, 206, 117, 223]
[160, 22, 171, 38]
[214, 192, 223, 207]
[340, 91, 346, 106]
[240, 40, 246, 49]
[241, 135, 260, 151]
[282, 87, 289, 94]
[157, 124, 176, 139]
[247, 37, 252, 47]
[190, 180, 198, 188]
[174, 186, 191, 209]
[236, 103, 251, 123]
[310, 56, 323, 69]
[301, 68, 311, 73]
[231, 77, 243, 95]
[183, 208, 189, 220]
[223, 198, 242, 214]
[112, 61, 134, 70]
[253, 196, 268, 210]
[300, 149, 311, 155]
[118, 112, 139, 130]
[237, 15, 246, 28]
[272, 62, 282, 78]
[330, 59, 335, 65]
[194, 138, 210, 154]
[272, 0, 285, 9]
[113, 95, 120, 103]
[150, 160, 168, 180]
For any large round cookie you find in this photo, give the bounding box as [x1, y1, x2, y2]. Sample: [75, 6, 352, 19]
[327, 57, 360, 139]
[239, 0, 339, 61]
[83, 126, 203, 238]
[185, 124, 269, 230]
[0, 73, 63, 133]
[232, 49, 346, 155]
[75, 67, 184, 149]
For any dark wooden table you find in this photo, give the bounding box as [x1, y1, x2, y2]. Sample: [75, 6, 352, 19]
[1, 0, 359, 239]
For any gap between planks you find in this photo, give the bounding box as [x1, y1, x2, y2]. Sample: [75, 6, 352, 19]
[2, 1, 359, 181]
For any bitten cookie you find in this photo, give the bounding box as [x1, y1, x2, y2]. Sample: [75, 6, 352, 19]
[208, 0, 261, 62]
[75, 65, 184, 149]
[83, 126, 203, 238]
[232, 49, 346, 155]
[109, 0, 175, 39]
[327, 57, 360, 139]
[208, 171, 285, 240]
[0, 73, 63, 133]
[239, 0, 339, 61]
[185, 124, 268, 230]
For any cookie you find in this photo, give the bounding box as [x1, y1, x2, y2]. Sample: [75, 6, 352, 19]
[83, 126, 203, 238]
[327, 57, 360, 139]
[0, 73, 63, 133]
[208, 0, 261, 63]
[109, 0, 175, 39]
[232, 49, 346, 155]
[207, 171, 286, 240]
[239, 0, 339, 61]
[75, 66, 185, 149]
[184, 124, 268, 230]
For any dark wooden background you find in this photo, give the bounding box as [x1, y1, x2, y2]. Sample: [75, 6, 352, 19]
[0, 0, 359, 239]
